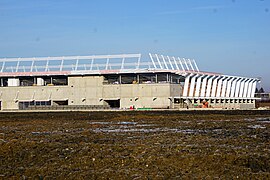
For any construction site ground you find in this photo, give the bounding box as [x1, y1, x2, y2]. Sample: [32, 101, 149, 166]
[0, 110, 270, 179]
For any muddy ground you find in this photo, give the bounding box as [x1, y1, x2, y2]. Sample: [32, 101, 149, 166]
[0, 110, 270, 179]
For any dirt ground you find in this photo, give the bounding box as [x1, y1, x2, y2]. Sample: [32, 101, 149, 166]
[0, 110, 270, 179]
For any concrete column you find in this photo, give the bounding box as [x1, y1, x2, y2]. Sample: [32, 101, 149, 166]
[225, 78, 233, 97]
[230, 78, 238, 98]
[239, 78, 247, 98]
[247, 79, 255, 98]
[200, 76, 209, 97]
[211, 76, 220, 98]
[234, 78, 243, 98]
[216, 77, 226, 98]
[251, 81, 257, 98]
[206, 76, 215, 98]
[243, 79, 251, 98]
[195, 76, 202, 97]
[221, 78, 228, 98]
[183, 74, 191, 97]
[189, 75, 198, 97]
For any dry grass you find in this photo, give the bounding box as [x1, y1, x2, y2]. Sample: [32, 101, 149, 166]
[0, 110, 270, 179]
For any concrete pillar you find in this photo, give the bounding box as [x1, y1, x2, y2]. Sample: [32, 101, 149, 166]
[243, 79, 251, 98]
[200, 76, 209, 97]
[247, 79, 255, 98]
[234, 78, 243, 98]
[211, 76, 221, 98]
[195, 76, 202, 97]
[216, 77, 225, 98]
[183, 74, 191, 97]
[206, 76, 215, 98]
[239, 78, 248, 98]
[221, 78, 228, 98]
[230, 78, 239, 98]
[189, 75, 198, 97]
[251, 81, 257, 98]
[226, 78, 234, 98]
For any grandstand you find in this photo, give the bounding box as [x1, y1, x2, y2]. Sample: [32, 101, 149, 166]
[0, 53, 260, 110]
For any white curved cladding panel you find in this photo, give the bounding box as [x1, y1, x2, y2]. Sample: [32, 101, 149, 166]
[195, 76, 202, 97]
[216, 77, 225, 98]
[206, 76, 215, 97]
[247, 80, 255, 98]
[251, 81, 257, 98]
[189, 75, 197, 97]
[211, 77, 219, 97]
[239, 79, 247, 98]
[221, 78, 228, 97]
[230, 78, 238, 97]
[243, 79, 251, 98]
[234, 78, 243, 98]
[183, 75, 191, 97]
[200, 76, 209, 97]
[226, 78, 233, 97]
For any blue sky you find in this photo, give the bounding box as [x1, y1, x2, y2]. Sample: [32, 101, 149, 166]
[0, 0, 270, 91]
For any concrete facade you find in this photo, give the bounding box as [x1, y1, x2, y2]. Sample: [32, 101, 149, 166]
[0, 53, 260, 110]
[0, 75, 182, 110]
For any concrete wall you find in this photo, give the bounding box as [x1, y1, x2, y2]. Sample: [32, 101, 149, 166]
[179, 98, 256, 110]
[103, 84, 182, 109]
[0, 75, 182, 110]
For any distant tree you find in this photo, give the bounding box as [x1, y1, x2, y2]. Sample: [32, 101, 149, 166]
[255, 88, 259, 93]
[258, 87, 265, 93]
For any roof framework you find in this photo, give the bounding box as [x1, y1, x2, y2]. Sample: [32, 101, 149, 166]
[0, 53, 199, 76]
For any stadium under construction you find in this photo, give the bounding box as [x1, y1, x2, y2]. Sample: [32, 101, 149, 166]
[0, 53, 260, 110]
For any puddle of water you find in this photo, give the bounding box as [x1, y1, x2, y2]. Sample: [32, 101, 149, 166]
[117, 122, 137, 125]
[92, 128, 165, 133]
[88, 122, 112, 125]
[248, 125, 266, 129]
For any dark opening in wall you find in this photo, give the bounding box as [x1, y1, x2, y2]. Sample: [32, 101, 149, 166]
[19, 100, 51, 109]
[20, 77, 34, 86]
[0, 78, 8, 87]
[121, 74, 137, 84]
[53, 100, 68, 106]
[104, 99, 120, 108]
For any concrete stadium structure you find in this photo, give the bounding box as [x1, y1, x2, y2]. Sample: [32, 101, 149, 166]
[0, 53, 260, 110]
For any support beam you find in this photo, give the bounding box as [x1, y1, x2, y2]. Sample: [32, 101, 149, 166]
[206, 76, 216, 97]
[161, 55, 169, 70]
[183, 58, 190, 71]
[155, 54, 163, 69]
[177, 57, 185, 71]
[239, 79, 248, 98]
[200, 75, 209, 97]
[183, 74, 191, 97]
[247, 79, 255, 98]
[194, 75, 202, 97]
[211, 76, 221, 97]
[167, 56, 174, 70]
[192, 59, 200, 72]
[221, 77, 228, 98]
[149, 53, 157, 69]
[216, 77, 226, 98]
[226, 78, 234, 97]
[189, 75, 198, 97]
[243, 79, 251, 98]
[251, 81, 257, 98]
[172, 57, 179, 70]
[235, 78, 244, 98]
[188, 59, 195, 71]
[231, 78, 240, 97]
